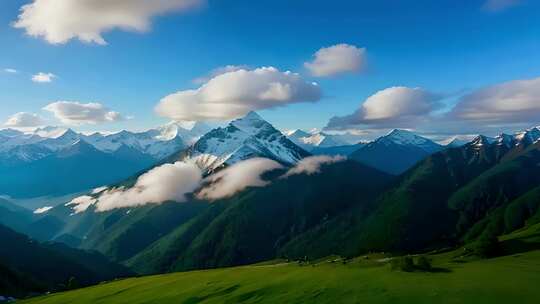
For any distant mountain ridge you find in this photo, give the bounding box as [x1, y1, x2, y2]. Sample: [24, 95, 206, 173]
[0, 122, 210, 166]
[349, 129, 444, 175]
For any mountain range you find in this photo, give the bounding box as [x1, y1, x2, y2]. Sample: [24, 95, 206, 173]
[9, 123, 538, 275]
[0, 123, 210, 199]
[1, 112, 540, 298]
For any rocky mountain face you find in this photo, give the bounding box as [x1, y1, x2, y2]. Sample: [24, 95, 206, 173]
[179, 111, 310, 173]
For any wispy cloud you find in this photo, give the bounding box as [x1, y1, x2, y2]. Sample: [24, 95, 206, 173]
[33, 206, 53, 214]
[31, 72, 56, 83]
[4, 112, 45, 129]
[483, 0, 522, 12]
[282, 155, 345, 178]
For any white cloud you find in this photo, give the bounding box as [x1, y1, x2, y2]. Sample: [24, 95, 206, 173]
[66, 195, 97, 214]
[4, 112, 45, 129]
[483, 0, 522, 12]
[43, 101, 123, 125]
[304, 44, 366, 77]
[156, 66, 321, 121]
[69, 161, 202, 213]
[326, 86, 442, 130]
[193, 65, 249, 84]
[31, 72, 55, 83]
[12, 0, 204, 45]
[282, 155, 345, 178]
[91, 186, 108, 194]
[3, 68, 18, 73]
[33, 206, 53, 214]
[197, 158, 283, 200]
[448, 76, 540, 125]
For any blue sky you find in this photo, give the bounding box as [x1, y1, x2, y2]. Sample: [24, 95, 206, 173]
[1, 0, 539, 138]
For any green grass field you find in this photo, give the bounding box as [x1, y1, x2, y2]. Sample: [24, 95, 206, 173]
[21, 247, 540, 304]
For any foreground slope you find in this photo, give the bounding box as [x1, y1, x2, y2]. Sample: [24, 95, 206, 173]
[21, 247, 540, 304]
[0, 224, 132, 298]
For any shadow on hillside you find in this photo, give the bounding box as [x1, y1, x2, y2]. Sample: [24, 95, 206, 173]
[428, 267, 452, 273]
[499, 234, 540, 256]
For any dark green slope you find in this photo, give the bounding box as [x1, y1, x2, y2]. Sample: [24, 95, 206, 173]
[449, 142, 540, 241]
[33, 200, 209, 264]
[0, 224, 132, 297]
[282, 137, 523, 257]
[128, 160, 393, 274]
[79, 202, 208, 262]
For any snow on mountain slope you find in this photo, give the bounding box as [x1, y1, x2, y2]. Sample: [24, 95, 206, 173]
[86, 122, 209, 159]
[0, 121, 208, 166]
[181, 111, 310, 173]
[377, 129, 443, 153]
[38, 129, 83, 152]
[350, 129, 443, 175]
[287, 129, 350, 151]
[31, 126, 69, 139]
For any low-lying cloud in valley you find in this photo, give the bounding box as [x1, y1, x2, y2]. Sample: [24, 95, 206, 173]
[68, 158, 287, 212]
[282, 155, 346, 177]
[93, 161, 202, 212]
[197, 158, 284, 201]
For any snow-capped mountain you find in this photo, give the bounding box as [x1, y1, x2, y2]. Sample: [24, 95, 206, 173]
[287, 129, 350, 151]
[350, 129, 444, 175]
[0, 122, 211, 165]
[85, 122, 210, 160]
[469, 127, 540, 150]
[376, 129, 442, 153]
[180, 111, 310, 173]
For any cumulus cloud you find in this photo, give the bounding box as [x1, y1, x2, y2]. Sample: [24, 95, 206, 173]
[282, 155, 345, 178]
[33, 206, 53, 214]
[3, 68, 18, 73]
[483, 0, 522, 12]
[156, 67, 321, 121]
[326, 86, 442, 130]
[69, 161, 202, 213]
[12, 0, 204, 45]
[43, 101, 123, 125]
[447, 76, 540, 126]
[197, 158, 283, 200]
[304, 44, 366, 77]
[4, 112, 45, 129]
[31, 72, 55, 83]
[193, 65, 249, 84]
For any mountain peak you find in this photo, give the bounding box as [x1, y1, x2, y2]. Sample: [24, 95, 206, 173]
[377, 129, 442, 153]
[242, 111, 263, 121]
[287, 129, 310, 138]
[471, 135, 495, 147]
[384, 129, 430, 144]
[495, 133, 514, 147]
[230, 111, 272, 135]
